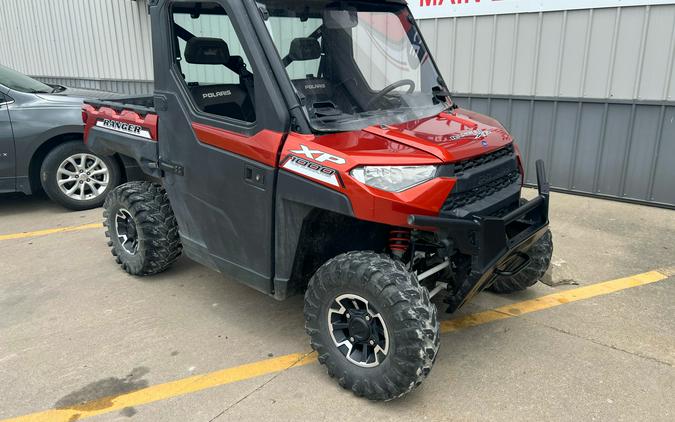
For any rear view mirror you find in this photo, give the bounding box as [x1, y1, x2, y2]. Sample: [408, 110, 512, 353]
[323, 8, 358, 29]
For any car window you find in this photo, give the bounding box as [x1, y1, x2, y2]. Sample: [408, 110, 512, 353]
[265, 17, 322, 80]
[0, 65, 53, 94]
[171, 3, 256, 123]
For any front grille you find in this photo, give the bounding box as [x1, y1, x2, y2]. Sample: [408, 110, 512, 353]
[441, 170, 521, 213]
[453, 144, 515, 174]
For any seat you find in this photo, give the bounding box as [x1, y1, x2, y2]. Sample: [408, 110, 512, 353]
[286, 37, 336, 108]
[291, 78, 334, 107]
[183, 37, 255, 121]
[188, 84, 253, 121]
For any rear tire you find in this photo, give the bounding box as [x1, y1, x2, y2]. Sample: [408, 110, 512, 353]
[304, 251, 440, 401]
[40, 141, 121, 210]
[103, 181, 182, 276]
[488, 230, 553, 294]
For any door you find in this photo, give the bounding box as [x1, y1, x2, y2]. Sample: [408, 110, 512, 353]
[0, 92, 16, 192]
[153, 0, 289, 294]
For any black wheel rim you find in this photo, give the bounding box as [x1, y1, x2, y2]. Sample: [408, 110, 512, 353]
[115, 209, 139, 255]
[327, 293, 389, 368]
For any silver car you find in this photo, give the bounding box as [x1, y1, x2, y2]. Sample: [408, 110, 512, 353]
[0, 65, 139, 210]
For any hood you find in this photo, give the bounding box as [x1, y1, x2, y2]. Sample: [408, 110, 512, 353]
[361, 108, 513, 163]
[308, 108, 514, 166]
[36, 86, 125, 104]
[302, 109, 514, 169]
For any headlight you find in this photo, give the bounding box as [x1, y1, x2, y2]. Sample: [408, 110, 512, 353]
[350, 165, 437, 192]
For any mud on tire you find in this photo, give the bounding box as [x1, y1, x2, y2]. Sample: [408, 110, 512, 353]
[103, 181, 182, 276]
[304, 251, 440, 401]
[488, 230, 553, 294]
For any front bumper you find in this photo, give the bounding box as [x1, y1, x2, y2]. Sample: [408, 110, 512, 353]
[409, 160, 550, 313]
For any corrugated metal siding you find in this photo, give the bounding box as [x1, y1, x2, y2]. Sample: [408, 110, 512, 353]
[416, 5, 675, 208]
[0, 0, 153, 83]
[418, 5, 675, 101]
[3, 3, 674, 101]
[451, 95, 675, 208]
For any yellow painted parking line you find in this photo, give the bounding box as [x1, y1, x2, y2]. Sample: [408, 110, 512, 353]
[0, 222, 102, 241]
[2, 268, 671, 422]
[2, 353, 318, 422]
[440, 269, 669, 332]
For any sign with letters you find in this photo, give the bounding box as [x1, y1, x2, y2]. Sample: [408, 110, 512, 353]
[410, 0, 675, 19]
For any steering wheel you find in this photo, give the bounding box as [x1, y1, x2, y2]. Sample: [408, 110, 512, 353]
[366, 79, 416, 109]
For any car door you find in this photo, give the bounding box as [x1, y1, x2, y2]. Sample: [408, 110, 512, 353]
[0, 91, 16, 192]
[152, 0, 289, 294]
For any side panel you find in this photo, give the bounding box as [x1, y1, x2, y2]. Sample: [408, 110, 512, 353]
[83, 104, 161, 178]
[0, 93, 16, 192]
[280, 132, 455, 228]
[274, 171, 354, 295]
[5, 90, 84, 194]
[150, 0, 290, 295]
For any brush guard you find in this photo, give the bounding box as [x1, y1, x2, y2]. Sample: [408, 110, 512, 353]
[409, 160, 551, 313]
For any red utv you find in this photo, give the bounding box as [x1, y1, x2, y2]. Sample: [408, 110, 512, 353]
[82, 0, 552, 400]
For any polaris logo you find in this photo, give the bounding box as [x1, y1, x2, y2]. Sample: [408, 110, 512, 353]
[96, 119, 152, 139]
[304, 83, 326, 90]
[203, 90, 231, 99]
[449, 129, 491, 142]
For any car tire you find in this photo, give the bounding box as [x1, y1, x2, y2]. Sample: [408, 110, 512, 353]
[103, 181, 182, 276]
[40, 140, 121, 210]
[304, 251, 440, 401]
[488, 230, 553, 294]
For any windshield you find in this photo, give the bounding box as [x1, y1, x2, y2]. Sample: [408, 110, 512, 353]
[259, 0, 448, 132]
[0, 65, 53, 94]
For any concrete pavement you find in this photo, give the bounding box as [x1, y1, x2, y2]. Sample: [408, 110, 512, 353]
[0, 190, 673, 421]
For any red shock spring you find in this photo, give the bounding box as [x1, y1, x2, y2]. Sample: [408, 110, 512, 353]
[389, 228, 411, 257]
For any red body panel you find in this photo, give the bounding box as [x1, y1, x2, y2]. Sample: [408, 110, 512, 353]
[82, 104, 159, 143]
[82, 102, 519, 228]
[191, 123, 283, 167]
[280, 109, 517, 227]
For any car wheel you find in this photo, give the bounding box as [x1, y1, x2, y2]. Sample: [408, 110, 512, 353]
[40, 140, 121, 210]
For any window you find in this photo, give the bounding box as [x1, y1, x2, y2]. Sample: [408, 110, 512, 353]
[351, 11, 429, 91]
[171, 3, 256, 122]
[0, 64, 53, 94]
[258, 0, 445, 132]
[265, 17, 322, 80]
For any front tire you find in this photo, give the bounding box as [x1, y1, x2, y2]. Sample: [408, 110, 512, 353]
[304, 251, 440, 401]
[41, 141, 121, 210]
[103, 181, 182, 276]
[488, 230, 553, 294]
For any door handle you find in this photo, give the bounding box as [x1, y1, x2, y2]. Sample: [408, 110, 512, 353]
[245, 165, 265, 189]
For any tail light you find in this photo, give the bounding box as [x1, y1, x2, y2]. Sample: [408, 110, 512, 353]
[82, 110, 88, 124]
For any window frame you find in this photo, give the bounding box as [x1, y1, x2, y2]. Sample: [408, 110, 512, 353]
[168, 1, 258, 128]
[0, 92, 14, 107]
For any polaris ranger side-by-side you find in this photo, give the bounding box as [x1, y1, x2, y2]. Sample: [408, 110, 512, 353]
[82, 0, 552, 400]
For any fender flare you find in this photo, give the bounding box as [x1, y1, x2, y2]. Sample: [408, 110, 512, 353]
[273, 170, 355, 299]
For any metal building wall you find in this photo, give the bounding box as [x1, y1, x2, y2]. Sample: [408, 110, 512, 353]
[0, 1, 673, 206]
[418, 5, 675, 208]
[417, 5, 675, 101]
[0, 0, 153, 92]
